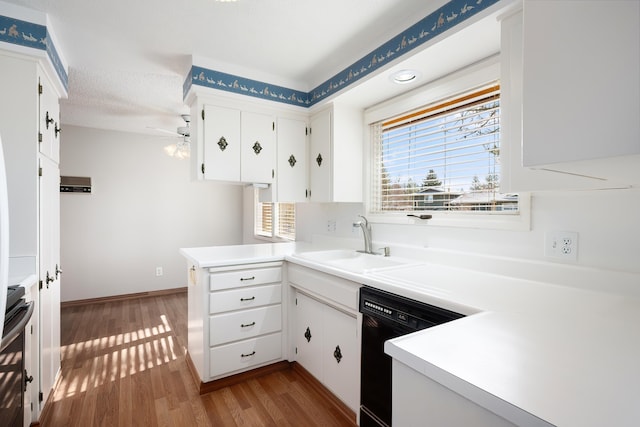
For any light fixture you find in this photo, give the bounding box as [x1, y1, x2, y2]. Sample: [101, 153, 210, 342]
[164, 137, 190, 160]
[390, 69, 420, 85]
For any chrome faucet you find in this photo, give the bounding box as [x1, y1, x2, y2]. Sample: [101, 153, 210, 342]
[353, 215, 374, 254]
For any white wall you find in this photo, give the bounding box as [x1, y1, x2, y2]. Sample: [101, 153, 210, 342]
[60, 125, 243, 302]
[295, 187, 640, 277]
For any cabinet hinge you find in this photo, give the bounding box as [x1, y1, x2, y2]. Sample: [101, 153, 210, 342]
[272, 122, 275, 131]
[201, 108, 205, 121]
[295, 347, 298, 354]
[38, 83, 43, 95]
[30, 324, 33, 334]
[38, 132, 42, 143]
[295, 297, 297, 305]
[271, 169, 274, 179]
[39, 391, 43, 403]
[39, 280, 43, 290]
[306, 127, 310, 136]
[38, 167, 43, 177]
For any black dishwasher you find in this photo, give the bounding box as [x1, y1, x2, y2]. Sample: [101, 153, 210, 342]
[359, 286, 464, 427]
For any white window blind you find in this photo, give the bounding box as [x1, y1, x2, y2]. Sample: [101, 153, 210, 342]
[371, 84, 518, 214]
[255, 191, 296, 241]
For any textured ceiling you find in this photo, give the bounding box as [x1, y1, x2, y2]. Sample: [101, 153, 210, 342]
[2, 0, 502, 137]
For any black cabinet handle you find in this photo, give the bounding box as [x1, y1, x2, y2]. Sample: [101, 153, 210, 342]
[304, 327, 312, 342]
[240, 296, 256, 302]
[24, 370, 34, 391]
[240, 276, 255, 281]
[46, 271, 54, 287]
[45, 111, 54, 128]
[334, 345, 343, 363]
[241, 322, 256, 328]
[241, 351, 256, 358]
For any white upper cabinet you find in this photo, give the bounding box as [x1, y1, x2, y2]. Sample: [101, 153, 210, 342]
[38, 69, 61, 164]
[309, 109, 332, 202]
[240, 111, 276, 184]
[201, 105, 275, 183]
[309, 104, 363, 202]
[275, 117, 308, 203]
[520, 0, 639, 186]
[202, 104, 241, 181]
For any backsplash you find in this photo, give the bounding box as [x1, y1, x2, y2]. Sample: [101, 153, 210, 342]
[294, 188, 640, 295]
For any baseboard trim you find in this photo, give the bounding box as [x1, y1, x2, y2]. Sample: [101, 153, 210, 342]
[191, 357, 291, 395]
[291, 361, 357, 425]
[61, 287, 187, 308]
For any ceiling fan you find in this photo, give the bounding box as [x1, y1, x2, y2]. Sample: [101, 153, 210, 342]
[150, 114, 191, 159]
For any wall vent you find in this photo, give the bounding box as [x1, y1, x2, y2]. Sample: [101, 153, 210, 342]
[60, 176, 92, 193]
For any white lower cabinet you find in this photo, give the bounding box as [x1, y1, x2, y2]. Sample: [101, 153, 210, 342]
[393, 359, 517, 427]
[319, 298, 359, 410]
[209, 333, 283, 378]
[290, 266, 360, 413]
[209, 305, 282, 345]
[187, 261, 284, 383]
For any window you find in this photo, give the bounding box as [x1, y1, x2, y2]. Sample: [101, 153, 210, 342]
[370, 84, 518, 215]
[254, 191, 296, 241]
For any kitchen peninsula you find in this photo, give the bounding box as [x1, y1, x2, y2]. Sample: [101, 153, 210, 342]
[180, 241, 640, 427]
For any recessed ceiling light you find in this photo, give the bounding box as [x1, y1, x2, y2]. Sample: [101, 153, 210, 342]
[390, 69, 420, 85]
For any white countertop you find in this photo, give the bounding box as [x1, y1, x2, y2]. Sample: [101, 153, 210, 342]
[179, 242, 300, 268]
[180, 242, 640, 427]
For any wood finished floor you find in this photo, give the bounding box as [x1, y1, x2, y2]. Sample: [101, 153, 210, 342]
[45, 291, 357, 427]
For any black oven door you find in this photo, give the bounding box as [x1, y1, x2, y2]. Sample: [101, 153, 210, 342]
[1, 300, 34, 426]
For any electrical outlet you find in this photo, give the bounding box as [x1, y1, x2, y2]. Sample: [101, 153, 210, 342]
[544, 231, 578, 261]
[155, 267, 163, 276]
[327, 220, 336, 233]
[352, 223, 360, 234]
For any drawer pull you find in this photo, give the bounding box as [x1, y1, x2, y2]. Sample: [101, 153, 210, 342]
[240, 296, 256, 302]
[241, 322, 256, 328]
[240, 276, 255, 281]
[241, 351, 256, 358]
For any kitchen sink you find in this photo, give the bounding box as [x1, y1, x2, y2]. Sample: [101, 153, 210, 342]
[291, 249, 420, 274]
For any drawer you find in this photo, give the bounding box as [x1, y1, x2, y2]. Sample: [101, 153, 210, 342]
[209, 305, 281, 346]
[209, 332, 282, 378]
[209, 267, 282, 291]
[210, 284, 282, 314]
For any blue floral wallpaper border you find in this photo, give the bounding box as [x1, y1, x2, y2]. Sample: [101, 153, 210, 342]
[0, 14, 68, 91]
[185, 0, 499, 107]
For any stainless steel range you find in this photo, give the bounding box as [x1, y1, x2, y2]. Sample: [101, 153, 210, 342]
[1, 285, 34, 426]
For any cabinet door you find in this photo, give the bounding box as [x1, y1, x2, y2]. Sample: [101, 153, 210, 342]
[323, 306, 359, 411]
[309, 109, 332, 202]
[203, 105, 241, 181]
[276, 118, 308, 202]
[499, 8, 621, 192]
[241, 111, 275, 183]
[38, 72, 60, 163]
[38, 155, 60, 409]
[522, 1, 639, 169]
[294, 292, 324, 380]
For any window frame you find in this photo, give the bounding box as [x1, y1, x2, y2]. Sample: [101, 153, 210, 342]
[363, 56, 530, 231]
[254, 189, 296, 241]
